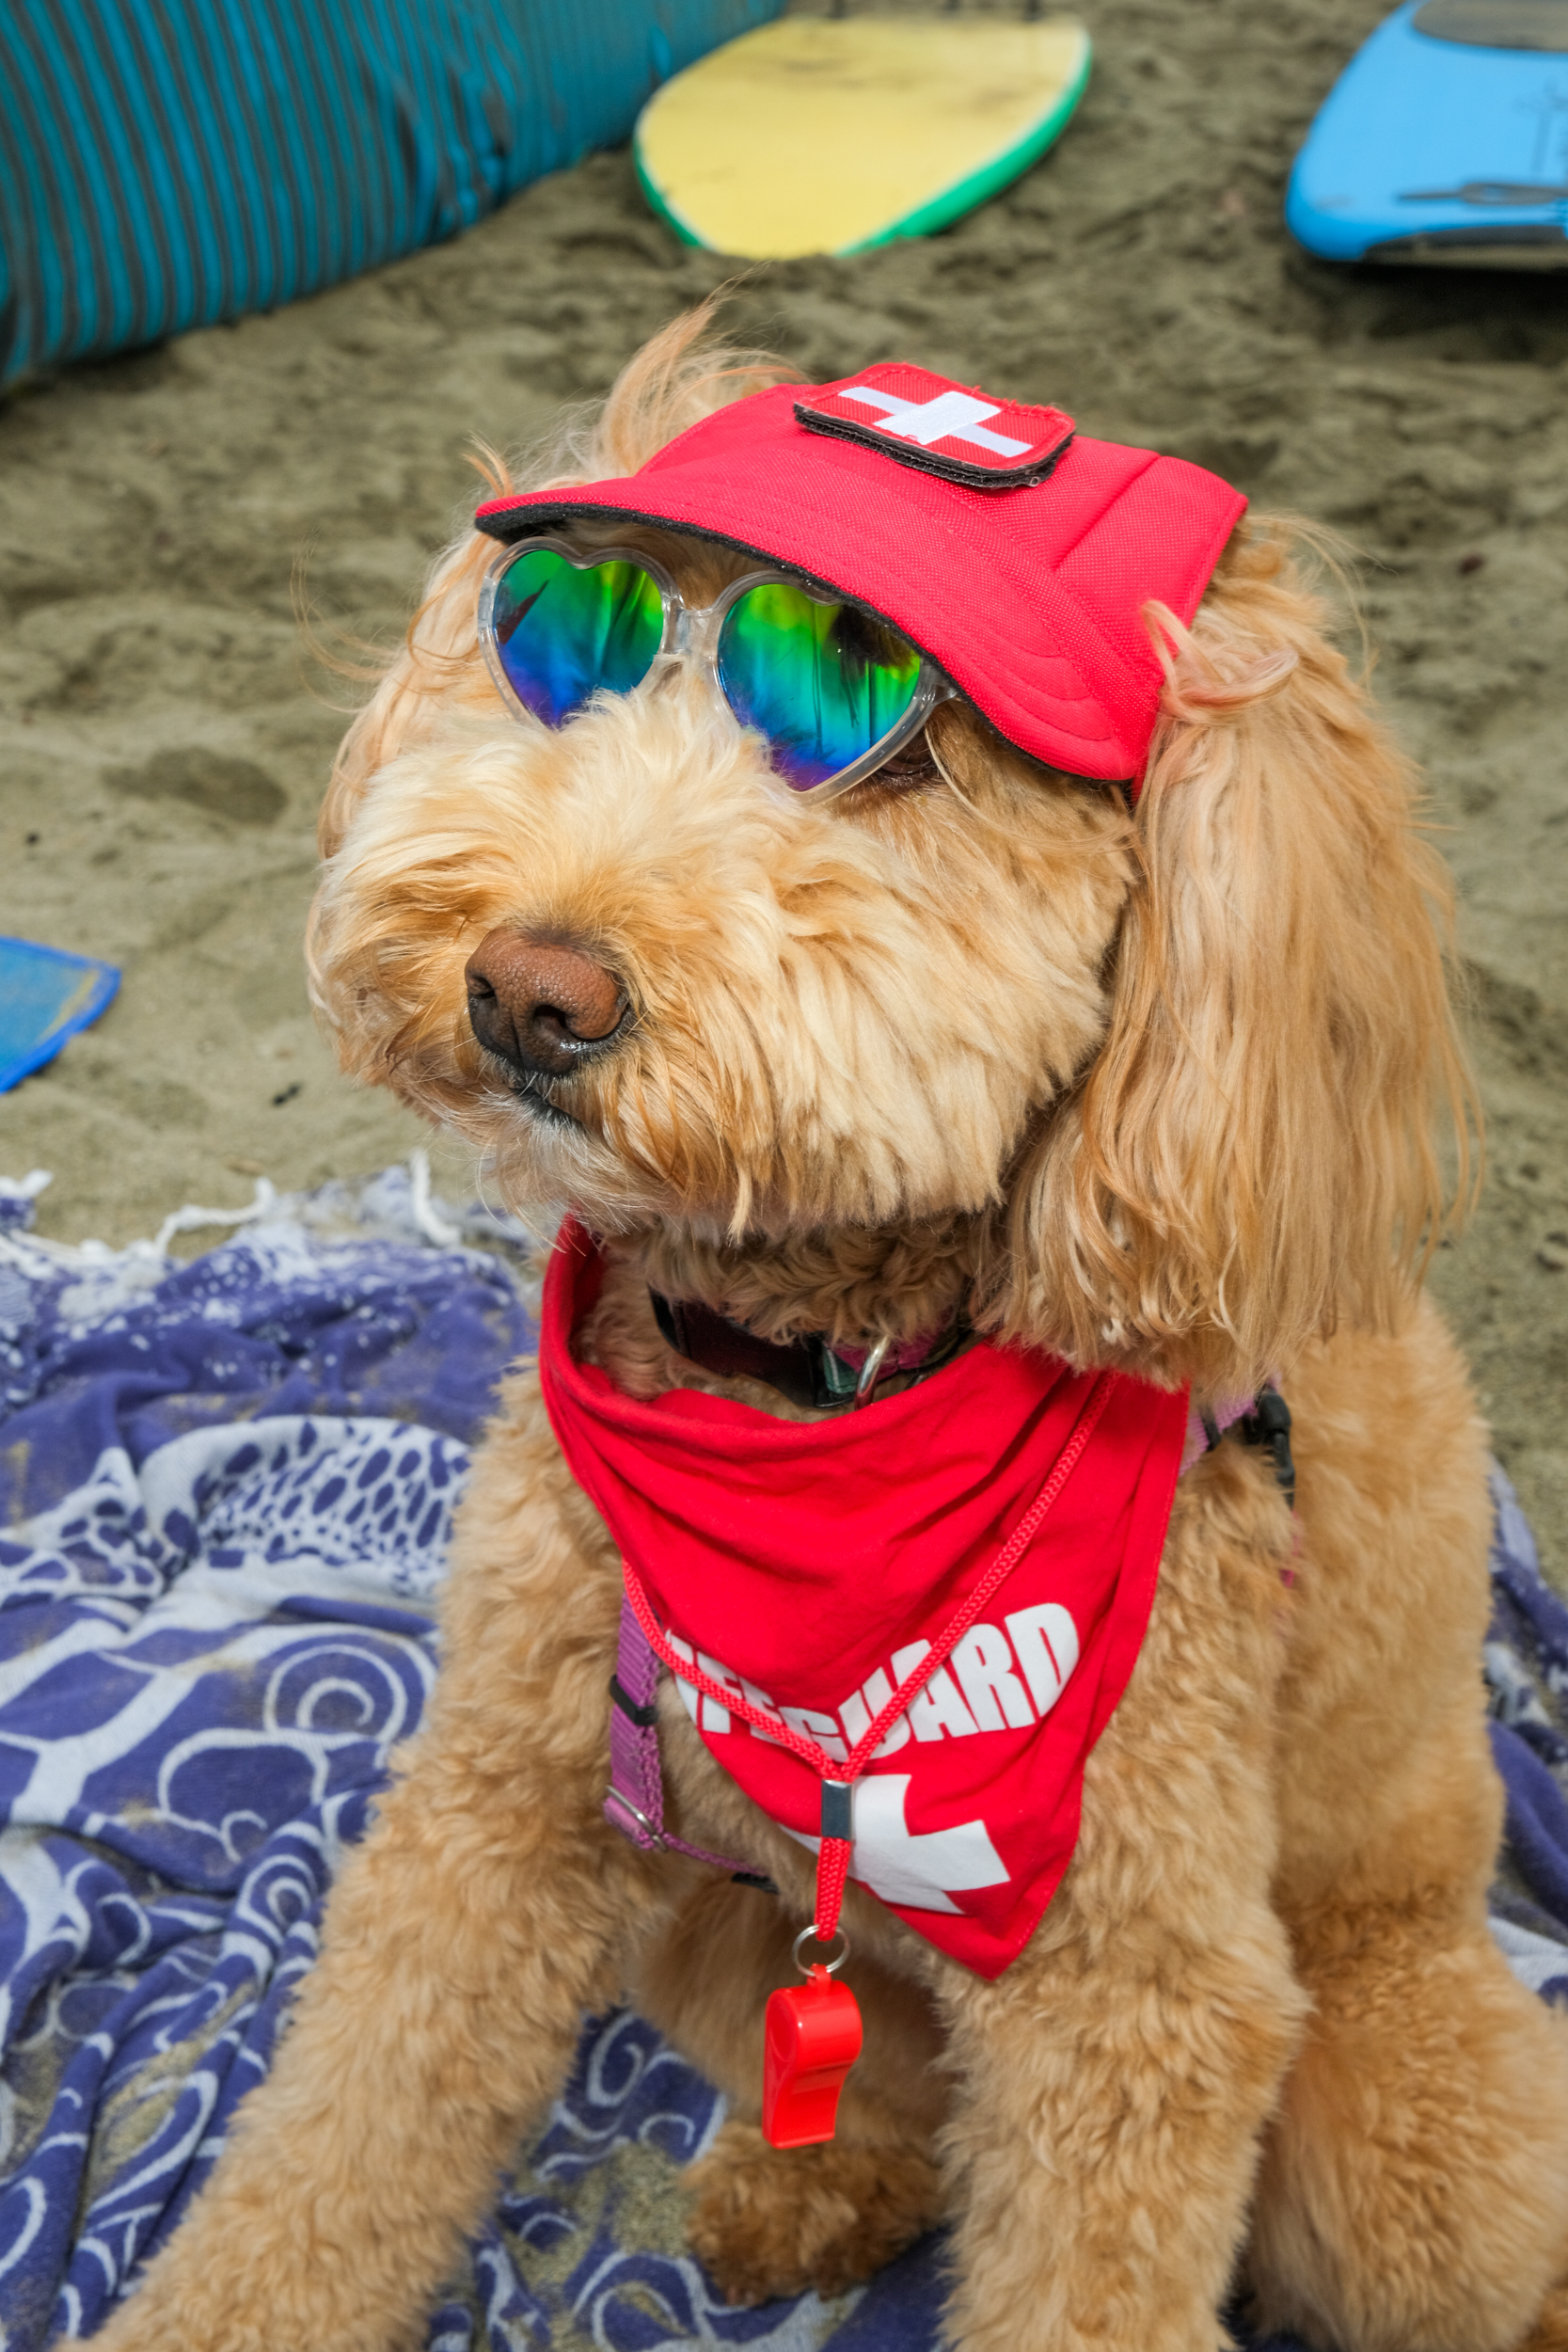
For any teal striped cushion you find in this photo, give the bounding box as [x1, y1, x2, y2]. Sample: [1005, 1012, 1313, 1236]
[0, 0, 782, 384]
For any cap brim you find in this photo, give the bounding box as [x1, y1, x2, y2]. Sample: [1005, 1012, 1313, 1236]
[476, 385, 1246, 784]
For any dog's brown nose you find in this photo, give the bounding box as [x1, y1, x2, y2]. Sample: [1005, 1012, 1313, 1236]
[465, 929, 628, 1078]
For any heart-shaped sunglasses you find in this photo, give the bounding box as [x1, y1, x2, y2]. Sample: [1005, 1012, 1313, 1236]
[478, 536, 955, 797]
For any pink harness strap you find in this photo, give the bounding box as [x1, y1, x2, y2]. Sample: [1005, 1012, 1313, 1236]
[1180, 1391, 1254, 1472]
[605, 1597, 761, 1876]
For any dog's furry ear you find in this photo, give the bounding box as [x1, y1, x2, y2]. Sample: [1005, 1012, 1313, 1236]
[313, 299, 797, 861]
[985, 523, 1477, 1400]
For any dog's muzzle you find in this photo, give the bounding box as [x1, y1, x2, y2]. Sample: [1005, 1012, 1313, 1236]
[465, 927, 630, 1081]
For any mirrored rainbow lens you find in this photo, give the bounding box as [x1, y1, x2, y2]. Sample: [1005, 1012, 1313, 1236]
[490, 547, 665, 726]
[717, 583, 923, 789]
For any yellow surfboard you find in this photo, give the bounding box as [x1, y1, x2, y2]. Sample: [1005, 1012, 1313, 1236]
[634, 14, 1092, 261]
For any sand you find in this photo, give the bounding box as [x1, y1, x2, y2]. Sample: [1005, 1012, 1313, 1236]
[1, 0, 1565, 1578]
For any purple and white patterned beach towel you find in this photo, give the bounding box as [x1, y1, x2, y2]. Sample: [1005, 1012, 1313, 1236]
[1, 1162, 1565, 2351]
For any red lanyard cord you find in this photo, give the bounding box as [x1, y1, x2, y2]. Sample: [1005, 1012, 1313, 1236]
[618, 1369, 1114, 1942]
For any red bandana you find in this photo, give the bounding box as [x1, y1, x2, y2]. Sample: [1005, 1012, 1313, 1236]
[541, 1221, 1188, 1979]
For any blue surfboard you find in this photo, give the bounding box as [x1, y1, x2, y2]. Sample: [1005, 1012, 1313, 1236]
[1287, 0, 1568, 266]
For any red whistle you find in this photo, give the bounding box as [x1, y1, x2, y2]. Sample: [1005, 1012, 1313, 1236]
[762, 1965, 863, 2148]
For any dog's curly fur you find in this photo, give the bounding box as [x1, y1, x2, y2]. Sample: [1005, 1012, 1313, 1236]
[80, 311, 1568, 2352]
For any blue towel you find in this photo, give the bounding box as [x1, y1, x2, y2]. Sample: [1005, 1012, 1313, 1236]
[0, 936, 119, 1093]
[0, 1166, 1562, 2349]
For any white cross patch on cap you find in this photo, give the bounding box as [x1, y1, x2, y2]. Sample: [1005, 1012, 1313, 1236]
[795, 363, 1074, 489]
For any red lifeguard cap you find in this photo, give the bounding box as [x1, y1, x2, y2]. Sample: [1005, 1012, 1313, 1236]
[474, 364, 1246, 786]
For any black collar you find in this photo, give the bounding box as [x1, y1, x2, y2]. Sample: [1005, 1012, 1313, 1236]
[649, 1290, 973, 1413]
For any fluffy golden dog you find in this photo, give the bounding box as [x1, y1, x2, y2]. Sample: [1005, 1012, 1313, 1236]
[81, 312, 1568, 2352]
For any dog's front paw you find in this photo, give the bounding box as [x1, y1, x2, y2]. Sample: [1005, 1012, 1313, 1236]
[685, 2121, 942, 2306]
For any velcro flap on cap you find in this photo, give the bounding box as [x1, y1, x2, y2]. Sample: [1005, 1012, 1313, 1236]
[795, 364, 1074, 490]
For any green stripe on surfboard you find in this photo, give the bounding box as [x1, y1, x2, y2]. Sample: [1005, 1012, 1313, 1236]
[634, 16, 1092, 262]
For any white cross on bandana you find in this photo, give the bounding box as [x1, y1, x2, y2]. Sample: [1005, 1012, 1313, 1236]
[780, 1774, 1011, 1914]
[795, 362, 1074, 489]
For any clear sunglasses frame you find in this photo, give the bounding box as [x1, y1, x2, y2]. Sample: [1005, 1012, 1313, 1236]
[476, 533, 956, 801]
